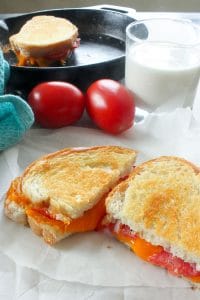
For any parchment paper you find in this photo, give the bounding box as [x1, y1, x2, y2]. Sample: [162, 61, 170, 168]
[1, 107, 200, 297]
[1, 250, 200, 300]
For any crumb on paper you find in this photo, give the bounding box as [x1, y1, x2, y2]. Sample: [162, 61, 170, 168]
[190, 286, 197, 290]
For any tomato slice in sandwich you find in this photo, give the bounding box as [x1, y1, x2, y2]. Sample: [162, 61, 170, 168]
[101, 220, 200, 283]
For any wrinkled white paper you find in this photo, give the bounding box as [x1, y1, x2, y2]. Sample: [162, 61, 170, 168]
[1, 107, 200, 298]
[1, 250, 200, 300]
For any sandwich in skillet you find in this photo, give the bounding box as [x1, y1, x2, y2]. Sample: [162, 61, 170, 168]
[100, 156, 200, 284]
[4, 146, 137, 244]
[9, 15, 79, 67]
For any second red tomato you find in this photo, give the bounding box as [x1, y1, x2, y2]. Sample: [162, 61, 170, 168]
[86, 79, 135, 134]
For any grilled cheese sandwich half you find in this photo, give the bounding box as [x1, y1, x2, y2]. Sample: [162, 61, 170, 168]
[100, 156, 200, 284]
[9, 15, 79, 67]
[4, 146, 137, 244]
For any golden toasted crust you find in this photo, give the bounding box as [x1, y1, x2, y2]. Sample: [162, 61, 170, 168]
[4, 198, 27, 225]
[106, 156, 200, 263]
[7, 146, 137, 220]
[9, 15, 78, 58]
[27, 215, 70, 244]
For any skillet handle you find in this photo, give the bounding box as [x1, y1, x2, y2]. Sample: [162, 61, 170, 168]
[87, 4, 136, 19]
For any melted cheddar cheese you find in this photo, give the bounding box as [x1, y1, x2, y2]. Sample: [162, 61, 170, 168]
[114, 230, 163, 261]
[7, 178, 30, 206]
[112, 224, 200, 283]
[15, 47, 72, 67]
[26, 196, 106, 233]
[7, 178, 106, 233]
[187, 275, 200, 283]
[15, 52, 54, 67]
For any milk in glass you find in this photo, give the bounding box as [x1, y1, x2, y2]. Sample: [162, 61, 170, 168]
[125, 42, 200, 111]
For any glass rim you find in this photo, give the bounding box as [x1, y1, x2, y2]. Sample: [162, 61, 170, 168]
[126, 18, 200, 46]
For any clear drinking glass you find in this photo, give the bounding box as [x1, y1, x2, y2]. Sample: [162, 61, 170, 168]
[125, 19, 200, 117]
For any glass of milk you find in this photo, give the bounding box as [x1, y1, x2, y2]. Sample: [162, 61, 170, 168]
[125, 19, 200, 114]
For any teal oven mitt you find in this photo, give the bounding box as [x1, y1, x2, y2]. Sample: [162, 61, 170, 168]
[0, 51, 34, 151]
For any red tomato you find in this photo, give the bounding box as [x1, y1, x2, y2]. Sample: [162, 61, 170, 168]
[149, 250, 200, 277]
[117, 223, 137, 239]
[86, 79, 135, 134]
[28, 81, 85, 128]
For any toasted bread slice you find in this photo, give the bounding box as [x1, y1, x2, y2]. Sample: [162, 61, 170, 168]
[103, 156, 200, 284]
[9, 15, 79, 66]
[4, 146, 137, 244]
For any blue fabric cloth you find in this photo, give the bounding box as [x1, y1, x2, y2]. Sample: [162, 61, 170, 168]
[0, 51, 34, 150]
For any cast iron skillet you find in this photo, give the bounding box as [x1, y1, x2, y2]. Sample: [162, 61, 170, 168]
[0, 5, 136, 97]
